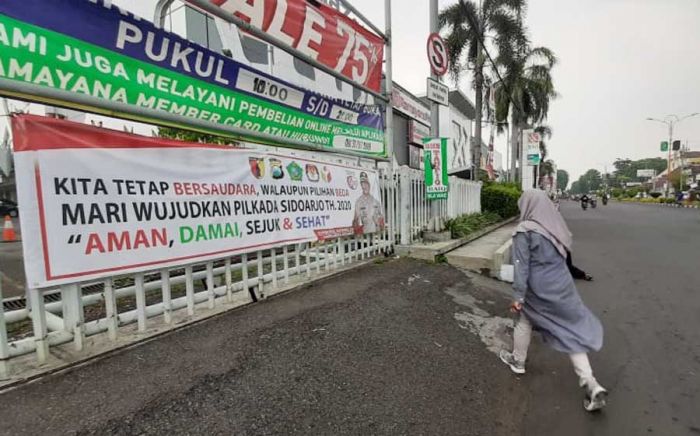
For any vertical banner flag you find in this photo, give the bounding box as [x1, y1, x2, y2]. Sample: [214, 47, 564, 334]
[486, 122, 496, 180]
[12, 115, 385, 288]
[0, 128, 11, 177]
[0, 0, 385, 157]
[524, 129, 541, 166]
[202, 0, 385, 92]
[423, 137, 449, 200]
[486, 85, 496, 180]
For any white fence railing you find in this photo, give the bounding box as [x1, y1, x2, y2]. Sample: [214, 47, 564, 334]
[0, 165, 480, 378]
[398, 166, 482, 244]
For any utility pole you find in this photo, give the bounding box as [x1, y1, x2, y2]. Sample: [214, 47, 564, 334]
[429, 0, 439, 141]
[667, 121, 673, 197]
[646, 113, 699, 198]
[679, 140, 687, 192]
[428, 0, 441, 231]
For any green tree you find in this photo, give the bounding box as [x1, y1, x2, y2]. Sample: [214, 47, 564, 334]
[570, 168, 602, 194]
[612, 157, 667, 183]
[576, 169, 602, 193]
[669, 170, 690, 192]
[570, 180, 583, 194]
[556, 169, 569, 190]
[439, 0, 525, 180]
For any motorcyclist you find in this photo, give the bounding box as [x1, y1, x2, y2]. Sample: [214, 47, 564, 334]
[580, 193, 590, 210]
[549, 192, 560, 211]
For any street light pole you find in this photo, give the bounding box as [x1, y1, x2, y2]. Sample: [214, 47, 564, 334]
[646, 113, 699, 197]
[679, 141, 687, 191]
[668, 121, 673, 197]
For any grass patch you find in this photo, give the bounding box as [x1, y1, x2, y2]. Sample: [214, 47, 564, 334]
[444, 212, 503, 239]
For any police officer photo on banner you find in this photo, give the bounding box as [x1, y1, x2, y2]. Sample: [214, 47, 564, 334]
[352, 171, 385, 235]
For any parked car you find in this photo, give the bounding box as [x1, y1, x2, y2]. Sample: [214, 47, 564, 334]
[0, 199, 18, 217]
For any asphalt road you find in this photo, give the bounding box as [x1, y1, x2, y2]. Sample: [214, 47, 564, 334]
[0, 258, 526, 436]
[520, 201, 700, 436]
[1, 201, 698, 435]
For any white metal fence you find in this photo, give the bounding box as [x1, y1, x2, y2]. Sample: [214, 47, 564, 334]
[0, 165, 480, 378]
[398, 166, 482, 244]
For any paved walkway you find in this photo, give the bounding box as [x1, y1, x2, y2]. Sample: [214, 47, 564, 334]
[445, 223, 516, 273]
[0, 258, 525, 436]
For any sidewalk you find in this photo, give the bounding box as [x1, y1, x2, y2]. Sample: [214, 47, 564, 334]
[446, 223, 516, 278]
[0, 258, 525, 436]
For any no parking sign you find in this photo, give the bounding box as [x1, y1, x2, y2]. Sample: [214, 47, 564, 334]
[427, 33, 449, 76]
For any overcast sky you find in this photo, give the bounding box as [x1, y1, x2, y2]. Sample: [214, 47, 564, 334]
[352, 0, 700, 182]
[7, 0, 698, 184]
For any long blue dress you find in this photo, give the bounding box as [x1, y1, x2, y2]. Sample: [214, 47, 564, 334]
[512, 231, 603, 354]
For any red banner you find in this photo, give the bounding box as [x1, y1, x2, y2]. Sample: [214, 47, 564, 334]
[207, 0, 384, 92]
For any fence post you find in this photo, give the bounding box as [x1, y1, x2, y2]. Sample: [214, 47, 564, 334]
[185, 266, 195, 316]
[256, 250, 265, 299]
[0, 278, 9, 379]
[156, 270, 170, 324]
[28, 288, 49, 363]
[477, 182, 482, 213]
[282, 245, 290, 283]
[399, 166, 411, 245]
[241, 253, 250, 299]
[61, 284, 84, 351]
[271, 249, 278, 289]
[104, 278, 118, 340]
[224, 258, 233, 302]
[206, 262, 215, 309]
[135, 273, 147, 332]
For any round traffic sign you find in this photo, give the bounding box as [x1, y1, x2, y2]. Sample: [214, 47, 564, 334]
[426, 33, 449, 76]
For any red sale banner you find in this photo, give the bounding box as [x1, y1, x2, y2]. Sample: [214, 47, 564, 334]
[206, 0, 384, 92]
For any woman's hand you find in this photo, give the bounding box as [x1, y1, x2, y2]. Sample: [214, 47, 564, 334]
[510, 301, 523, 313]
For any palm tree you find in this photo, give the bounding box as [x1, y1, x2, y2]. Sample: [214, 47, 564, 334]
[494, 43, 557, 182]
[539, 159, 555, 189]
[439, 0, 525, 180]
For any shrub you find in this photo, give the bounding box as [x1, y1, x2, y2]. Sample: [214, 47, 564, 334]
[481, 183, 521, 218]
[650, 192, 662, 199]
[445, 212, 502, 239]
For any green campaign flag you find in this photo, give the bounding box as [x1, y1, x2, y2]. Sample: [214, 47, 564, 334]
[422, 137, 449, 200]
[661, 141, 669, 152]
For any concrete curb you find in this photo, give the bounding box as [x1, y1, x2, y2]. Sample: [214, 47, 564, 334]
[617, 200, 700, 209]
[396, 216, 518, 262]
[492, 238, 513, 279]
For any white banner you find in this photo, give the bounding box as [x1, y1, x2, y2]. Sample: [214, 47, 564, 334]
[392, 86, 431, 126]
[636, 169, 656, 178]
[524, 129, 541, 166]
[12, 115, 384, 288]
[426, 78, 449, 106]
